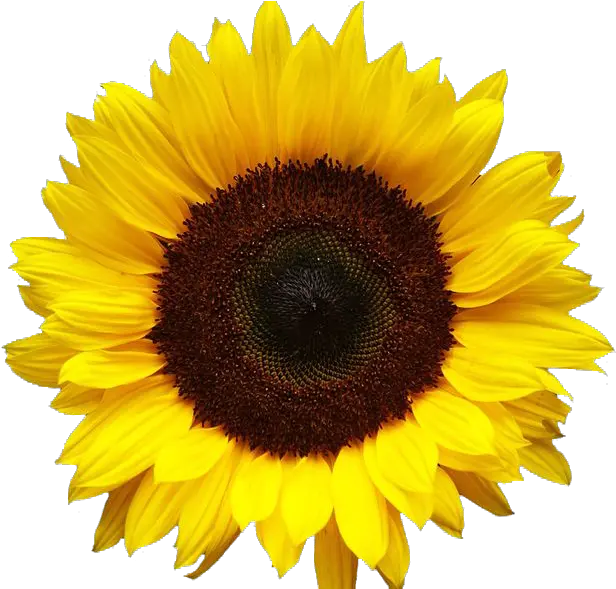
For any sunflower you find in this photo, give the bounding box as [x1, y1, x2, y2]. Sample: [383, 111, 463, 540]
[5, 2, 612, 587]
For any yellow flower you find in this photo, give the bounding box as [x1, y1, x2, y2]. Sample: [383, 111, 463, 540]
[5, 2, 611, 587]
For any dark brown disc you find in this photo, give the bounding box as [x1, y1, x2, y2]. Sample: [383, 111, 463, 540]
[149, 157, 456, 457]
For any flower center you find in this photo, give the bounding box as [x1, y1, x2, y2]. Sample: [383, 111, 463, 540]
[149, 157, 457, 457]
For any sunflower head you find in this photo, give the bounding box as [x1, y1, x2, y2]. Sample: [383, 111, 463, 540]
[5, 2, 611, 588]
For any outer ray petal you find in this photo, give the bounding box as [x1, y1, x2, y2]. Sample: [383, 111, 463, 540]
[74, 136, 189, 238]
[280, 455, 333, 545]
[377, 506, 410, 589]
[314, 516, 358, 589]
[175, 444, 241, 569]
[444, 469, 513, 516]
[167, 33, 249, 190]
[458, 69, 508, 106]
[154, 426, 230, 483]
[93, 474, 144, 552]
[124, 468, 188, 555]
[505, 391, 571, 424]
[376, 417, 438, 493]
[412, 388, 497, 455]
[449, 220, 577, 307]
[93, 82, 206, 201]
[440, 151, 562, 253]
[332, 445, 389, 568]
[363, 437, 434, 530]
[430, 468, 464, 538]
[442, 346, 561, 401]
[184, 526, 240, 579]
[43, 180, 165, 275]
[518, 440, 572, 484]
[42, 289, 156, 351]
[5, 333, 74, 387]
[256, 504, 305, 578]
[502, 264, 601, 311]
[251, 1, 293, 156]
[51, 383, 104, 415]
[60, 340, 165, 388]
[277, 26, 335, 162]
[453, 303, 612, 369]
[230, 450, 283, 530]
[413, 99, 503, 207]
[207, 20, 266, 167]
[61, 385, 193, 488]
[11, 248, 156, 300]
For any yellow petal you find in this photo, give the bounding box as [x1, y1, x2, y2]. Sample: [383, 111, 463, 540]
[518, 441, 571, 485]
[505, 391, 571, 424]
[66, 387, 193, 488]
[167, 33, 248, 190]
[42, 290, 156, 351]
[502, 264, 601, 311]
[124, 468, 187, 555]
[18, 285, 51, 317]
[449, 220, 577, 307]
[277, 26, 334, 162]
[185, 524, 240, 579]
[440, 151, 562, 253]
[431, 468, 464, 538]
[412, 389, 496, 455]
[453, 302, 612, 369]
[95, 82, 206, 201]
[333, 2, 367, 66]
[314, 516, 358, 589]
[5, 332, 74, 387]
[332, 445, 389, 568]
[51, 383, 103, 415]
[444, 469, 513, 516]
[74, 135, 189, 238]
[363, 436, 434, 530]
[230, 451, 283, 530]
[59, 340, 165, 388]
[150, 61, 172, 108]
[175, 444, 241, 569]
[280, 455, 333, 545]
[533, 195, 575, 223]
[42, 181, 164, 275]
[93, 474, 143, 552]
[442, 346, 555, 402]
[408, 57, 442, 106]
[474, 402, 528, 449]
[251, 1, 292, 156]
[506, 403, 559, 441]
[11, 248, 156, 298]
[207, 21, 266, 167]
[11, 236, 75, 259]
[154, 426, 230, 483]
[458, 69, 508, 106]
[377, 506, 410, 589]
[414, 99, 504, 206]
[376, 417, 438, 493]
[256, 505, 305, 578]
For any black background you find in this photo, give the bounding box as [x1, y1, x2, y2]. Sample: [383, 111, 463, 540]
[6, 1, 613, 587]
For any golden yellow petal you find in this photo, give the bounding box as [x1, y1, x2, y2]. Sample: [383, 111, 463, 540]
[377, 506, 410, 589]
[5, 332, 74, 387]
[314, 516, 358, 589]
[43, 182, 164, 275]
[450, 220, 577, 307]
[332, 445, 389, 568]
[453, 302, 612, 370]
[412, 388, 497, 455]
[59, 340, 165, 388]
[93, 474, 144, 552]
[445, 469, 513, 516]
